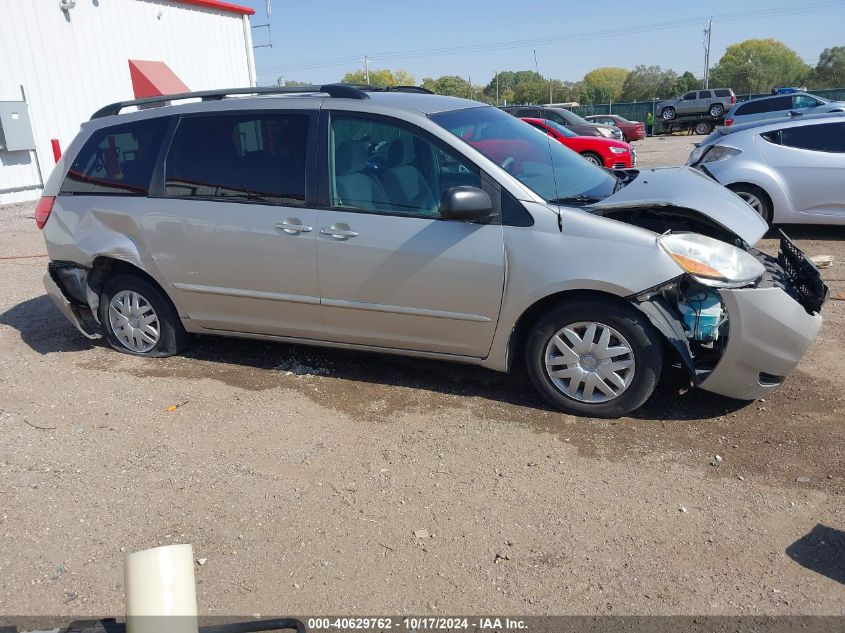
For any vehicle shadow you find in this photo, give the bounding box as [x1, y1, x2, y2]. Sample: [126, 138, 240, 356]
[786, 524, 845, 585]
[182, 335, 746, 422]
[0, 294, 96, 354]
[3, 295, 749, 422]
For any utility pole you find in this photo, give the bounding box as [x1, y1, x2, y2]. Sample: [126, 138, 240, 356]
[533, 49, 542, 104]
[362, 55, 370, 84]
[494, 70, 499, 105]
[703, 17, 713, 89]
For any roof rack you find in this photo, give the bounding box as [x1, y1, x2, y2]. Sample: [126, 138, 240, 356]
[347, 84, 435, 95]
[90, 83, 370, 119]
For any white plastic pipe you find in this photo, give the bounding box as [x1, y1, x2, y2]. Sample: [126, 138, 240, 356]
[125, 544, 199, 633]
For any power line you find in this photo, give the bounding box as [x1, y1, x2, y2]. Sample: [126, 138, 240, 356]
[255, 0, 845, 76]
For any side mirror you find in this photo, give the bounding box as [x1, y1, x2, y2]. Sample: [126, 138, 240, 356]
[439, 186, 495, 222]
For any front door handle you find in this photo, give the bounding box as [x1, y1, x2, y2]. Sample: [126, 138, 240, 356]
[320, 225, 359, 239]
[275, 220, 313, 234]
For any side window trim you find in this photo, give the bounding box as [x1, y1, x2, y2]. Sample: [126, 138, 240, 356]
[156, 108, 317, 206]
[319, 109, 506, 224]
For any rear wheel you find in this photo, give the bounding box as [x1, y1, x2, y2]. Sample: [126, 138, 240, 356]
[525, 298, 663, 418]
[580, 152, 603, 167]
[709, 104, 725, 118]
[99, 274, 192, 357]
[694, 120, 713, 135]
[728, 183, 773, 225]
[661, 107, 676, 121]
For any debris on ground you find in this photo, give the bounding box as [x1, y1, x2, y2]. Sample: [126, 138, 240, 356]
[196, 558, 207, 566]
[712, 455, 723, 466]
[810, 255, 834, 269]
[796, 476, 811, 483]
[275, 358, 330, 378]
[413, 529, 429, 539]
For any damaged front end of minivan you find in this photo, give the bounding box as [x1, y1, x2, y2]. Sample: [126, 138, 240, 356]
[623, 225, 827, 400]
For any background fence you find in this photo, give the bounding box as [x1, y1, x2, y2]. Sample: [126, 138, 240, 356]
[570, 88, 845, 133]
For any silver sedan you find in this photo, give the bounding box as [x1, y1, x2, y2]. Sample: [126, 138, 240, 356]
[688, 113, 845, 225]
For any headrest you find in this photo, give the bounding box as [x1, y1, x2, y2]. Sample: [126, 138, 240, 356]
[387, 136, 415, 167]
[335, 141, 368, 175]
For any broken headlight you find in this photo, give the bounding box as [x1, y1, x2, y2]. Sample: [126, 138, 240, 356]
[658, 232, 765, 288]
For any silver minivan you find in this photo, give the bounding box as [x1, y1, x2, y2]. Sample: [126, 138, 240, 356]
[38, 85, 827, 418]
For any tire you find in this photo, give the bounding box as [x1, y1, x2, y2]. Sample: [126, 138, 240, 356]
[727, 184, 773, 225]
[694, 120, 712, 135]
[661, 107, 676, 121]
[709, 104, 724, 118]
[525, 297, 663, 418]
[580, 152, 603, 167]
[99, 274, 192, 357]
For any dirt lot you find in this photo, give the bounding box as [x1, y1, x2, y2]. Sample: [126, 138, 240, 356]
[2, 140, 845, 619]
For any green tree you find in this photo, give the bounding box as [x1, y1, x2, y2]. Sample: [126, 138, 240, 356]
[341, 68, 416, 87]
[482, 70, 545, 104]
[811, 46, 845, 88]
[580, 67, 628, 104]
[620, 65, 678, 101]
[670, 71, 701, 96]
[421, 75, 473, 98]
[709, 39, 809, 95]
[277, 79, 311, 86]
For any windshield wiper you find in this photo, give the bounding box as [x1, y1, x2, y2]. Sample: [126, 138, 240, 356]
[548, 195, 603, 207]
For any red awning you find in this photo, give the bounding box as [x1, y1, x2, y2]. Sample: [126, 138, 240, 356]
[128, 60, 190, 98]
[174, 0, 255, 15]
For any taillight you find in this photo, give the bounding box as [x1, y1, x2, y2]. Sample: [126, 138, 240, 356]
[725, 118, 733, 126]
[730, 95, 736, 104]
[35, 196, 55, 229]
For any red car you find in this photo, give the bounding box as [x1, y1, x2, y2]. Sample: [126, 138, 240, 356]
[585, 114, 646, 142]
[521, 118, 636, 168]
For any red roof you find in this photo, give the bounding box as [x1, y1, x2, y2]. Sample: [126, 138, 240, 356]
[174, 0, 255, 16]
[128, 60, 191, 98]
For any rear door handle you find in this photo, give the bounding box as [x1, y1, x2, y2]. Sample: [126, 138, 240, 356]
[320, 226, 359, 239]
[275, 220, 312, 234]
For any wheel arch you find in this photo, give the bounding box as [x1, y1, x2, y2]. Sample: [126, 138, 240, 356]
[505, 288, 664, 372]
[86, 257, 183, 324]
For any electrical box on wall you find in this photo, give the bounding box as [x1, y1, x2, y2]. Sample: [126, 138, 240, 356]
[0, 101, 36, 151]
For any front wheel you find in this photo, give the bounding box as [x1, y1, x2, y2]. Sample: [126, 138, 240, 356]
[99, 274, 192, 357]
[661, 107, 676, 121]
[580, 152, 603, 167]
[728, 184, 773, 225]
[525, 298, 663, 418]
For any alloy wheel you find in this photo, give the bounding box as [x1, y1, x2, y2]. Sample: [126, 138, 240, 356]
[544, 321, 635, 403]
[735, 191, 766, 216]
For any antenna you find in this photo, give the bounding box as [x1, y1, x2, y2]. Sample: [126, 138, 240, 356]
[703, 17, 713, 89]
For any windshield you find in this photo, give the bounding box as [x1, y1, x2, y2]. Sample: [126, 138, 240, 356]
[539, 119, 577, 138]
[431, 107, 617, 203]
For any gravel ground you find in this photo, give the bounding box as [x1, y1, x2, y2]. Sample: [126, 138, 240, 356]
[1, 145, 845, 619]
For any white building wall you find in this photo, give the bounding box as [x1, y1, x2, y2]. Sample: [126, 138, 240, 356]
[0, 0, 255, 204]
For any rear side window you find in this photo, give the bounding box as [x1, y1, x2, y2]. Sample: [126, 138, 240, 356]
[764, 122, 845, 153]
[61, 117, 168, 195]
[165, 112, 309, 205]
[735, 96, 792, 116]
[714, 90, 731, 97]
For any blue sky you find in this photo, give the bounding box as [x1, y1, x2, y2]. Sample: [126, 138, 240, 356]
[238, 0, 845, 87]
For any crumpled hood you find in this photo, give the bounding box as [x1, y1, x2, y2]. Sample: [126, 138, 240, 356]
[590, 167, 769, 245]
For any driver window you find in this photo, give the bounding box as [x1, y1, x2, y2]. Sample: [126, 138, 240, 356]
[329, 115, 481, 218]
[683, 92, 697, 101]
[793, 95, 819, 109]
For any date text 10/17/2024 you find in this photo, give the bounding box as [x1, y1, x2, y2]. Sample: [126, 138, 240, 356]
[307, 617, 528, 630]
